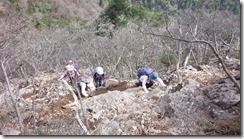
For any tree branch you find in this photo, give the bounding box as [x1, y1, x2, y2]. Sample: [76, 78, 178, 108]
[144, 32, 240, 90]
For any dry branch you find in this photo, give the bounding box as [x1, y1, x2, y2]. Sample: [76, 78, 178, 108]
[61, 79, 89, 134]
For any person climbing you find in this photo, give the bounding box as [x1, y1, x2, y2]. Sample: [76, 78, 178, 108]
[59, 65, 95, 97]
[77, 70, 96, 97]
[59, 65, 79, 85]
[68, 60, 80, 71]
[92, 67, 107, 88]
[136, 67, 166, 93]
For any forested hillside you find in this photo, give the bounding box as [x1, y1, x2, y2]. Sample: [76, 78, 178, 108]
[0, 0, 240, 81]
[0, 0, 241, 135]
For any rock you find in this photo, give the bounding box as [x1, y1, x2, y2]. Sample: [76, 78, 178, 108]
[187, 65, 197, 72]
[135, 90, 144, 97]
[19, 87, 34, 97]
[0, 63, 240, 135]
[151, 95, 160, 100]
[117, 105, 124, 114]
[93, 110, 103, 120]
[1, 126, 21, 135]
[145, 88, 161, 99]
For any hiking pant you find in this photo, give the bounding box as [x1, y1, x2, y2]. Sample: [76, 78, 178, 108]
[136, 80, 154, 88]
[94, 77, 105, 88]
[79, 82, 89, 97]
[69, 77, 75, 85]
[69, 73, 78, 85]
[79, 82, 96, 97]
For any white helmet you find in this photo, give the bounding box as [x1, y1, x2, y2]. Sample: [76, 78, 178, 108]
[66, 65, 74, 71]
[96, 67, 104, 75]
[69, 60, 73, 64]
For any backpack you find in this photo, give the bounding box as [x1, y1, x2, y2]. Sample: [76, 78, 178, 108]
[79, 74, 93, 84]
[71, 63, 80, 71]
[137, 67, 154, 79]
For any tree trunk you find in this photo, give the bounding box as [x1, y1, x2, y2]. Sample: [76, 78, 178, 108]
[176, 61, 182, 84]
[191, 49, 199, 66]
[183, 47, 192, 68]
[61, 79, 89, 134]
[202, 44, 208, 64]
[208, 44, 240, 90]
[1, 61, 24, 134]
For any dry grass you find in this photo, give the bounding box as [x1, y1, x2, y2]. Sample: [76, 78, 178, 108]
[203, 117, 241, 135]
[49, 94, 74, 118]
[0, 109, 11, 128]
[21, 92, 33, 99]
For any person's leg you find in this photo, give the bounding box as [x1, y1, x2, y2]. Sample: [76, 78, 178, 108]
[69, 77, 73, 84]
[102, 80, 106, 87]
[95, 79, 99, 88]
[78, 82, 81, 92]
[79, 82, 88, 97]
[98, 78, 102, 87]
[93, 75, 98, 88]
[87, 82, 96, 92]
[135, 81, 142, 87]
[146, 80, 154, 88]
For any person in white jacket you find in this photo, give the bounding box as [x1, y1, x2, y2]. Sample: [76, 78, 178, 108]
[136, 71, 166, 93]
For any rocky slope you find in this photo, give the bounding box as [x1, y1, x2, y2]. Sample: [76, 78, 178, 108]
[0, 62, 240, 135]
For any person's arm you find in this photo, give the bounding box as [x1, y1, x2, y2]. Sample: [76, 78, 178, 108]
[156, 77, 166, 87]
[92, 72, 96, 79]
[103, 73, 107, 81]
[72, 63, 80, 71]
[59, 71, 67, 80]
[141, 76, 149, 93]
[92, 69, 96, 76]
[100, 73, 107, 86]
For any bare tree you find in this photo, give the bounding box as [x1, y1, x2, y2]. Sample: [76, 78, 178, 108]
[145, 10, 240, 90]
[1, 59, 24, 134]
[0, 3, 29, 134]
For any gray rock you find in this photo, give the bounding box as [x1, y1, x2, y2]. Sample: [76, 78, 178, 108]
[1, 127, 21, 135]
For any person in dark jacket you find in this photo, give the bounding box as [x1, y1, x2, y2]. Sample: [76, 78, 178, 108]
[92, 67, 107, 88]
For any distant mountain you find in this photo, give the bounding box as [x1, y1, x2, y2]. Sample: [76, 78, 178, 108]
[0, 0, 105, 29]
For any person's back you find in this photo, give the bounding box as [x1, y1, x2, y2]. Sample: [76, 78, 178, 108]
[136, 67, 166, 93]
[137, 67, 154, 79]
[69, 60, 80, 71]
[77, 70, 95, 97]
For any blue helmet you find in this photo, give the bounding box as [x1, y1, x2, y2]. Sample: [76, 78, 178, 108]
[149, 72, 158, 80]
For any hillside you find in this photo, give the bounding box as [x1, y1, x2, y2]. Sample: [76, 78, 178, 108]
[0, 62, 240, 135]
[0, 0, 241, 135]
[0, 0, 104, 22]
